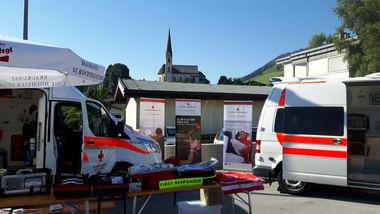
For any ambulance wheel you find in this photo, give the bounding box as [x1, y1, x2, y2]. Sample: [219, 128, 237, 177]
[277, 170, 312, 195]
[111, 162, 133, 173]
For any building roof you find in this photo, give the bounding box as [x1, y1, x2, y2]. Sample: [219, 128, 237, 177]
[158, 64, 201, 75]
[114, 78, 272, 102]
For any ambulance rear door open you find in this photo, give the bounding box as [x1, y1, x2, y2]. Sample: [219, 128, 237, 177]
[282, 80, 348, 187]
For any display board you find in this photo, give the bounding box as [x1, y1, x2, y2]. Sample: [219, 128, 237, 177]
[223, 101, 253, 171]
[175, 99, 201, 164]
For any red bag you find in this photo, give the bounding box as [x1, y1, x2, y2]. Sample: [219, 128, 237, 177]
[216, 172, 264, 195]
[164, 156, 181, 166]
[129, 170, 174, 188]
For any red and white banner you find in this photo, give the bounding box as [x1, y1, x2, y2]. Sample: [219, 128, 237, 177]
[223, 101, 253, 171]
[139, 98, 165, 137]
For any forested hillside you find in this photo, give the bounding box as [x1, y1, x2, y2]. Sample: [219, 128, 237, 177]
[241, 48, 305, 84]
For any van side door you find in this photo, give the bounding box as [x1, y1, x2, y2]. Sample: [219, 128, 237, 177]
[282, 81, 347, 186]
[81, 101, 117, 175]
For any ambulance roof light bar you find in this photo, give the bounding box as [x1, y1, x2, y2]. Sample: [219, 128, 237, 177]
[269, 77, 302, 83]
[269, 77, 326, 84]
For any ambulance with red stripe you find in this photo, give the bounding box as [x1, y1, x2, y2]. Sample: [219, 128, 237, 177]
[0, 86, 162, 176]
[253, 73, 380, 194]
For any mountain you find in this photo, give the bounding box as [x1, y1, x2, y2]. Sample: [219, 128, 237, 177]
[241, 48, 306, 85]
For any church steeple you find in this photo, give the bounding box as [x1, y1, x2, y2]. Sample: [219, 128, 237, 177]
[165, 29, 172, 82]
[166, 29, 172, 58]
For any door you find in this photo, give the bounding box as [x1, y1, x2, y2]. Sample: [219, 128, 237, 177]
[282, 81, 348, 186]
[53, 102, 83, 173]
[81, 101, 116, 175]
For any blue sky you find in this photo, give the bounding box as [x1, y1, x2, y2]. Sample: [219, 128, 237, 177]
[2, 1, 343, 84]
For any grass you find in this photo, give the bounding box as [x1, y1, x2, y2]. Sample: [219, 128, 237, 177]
[245, 65, 284, 85]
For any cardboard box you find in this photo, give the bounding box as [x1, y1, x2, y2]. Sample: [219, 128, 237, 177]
[177, 200, 222, 214]
[200, 187, 223, 206]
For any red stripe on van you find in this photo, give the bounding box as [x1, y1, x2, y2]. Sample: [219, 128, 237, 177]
[289, 81, 326, 85]
[278, 88, 286, 106]
[83, 136, 149, 154]
[283, 135, 347, 146]
[283, 147, 347, 159]
[276, 133, 283, 146]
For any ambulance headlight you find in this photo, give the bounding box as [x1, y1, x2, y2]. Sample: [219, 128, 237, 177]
[139, 138, 160, 153]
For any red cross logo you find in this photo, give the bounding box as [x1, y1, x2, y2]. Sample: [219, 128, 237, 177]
[98, 150, 104, 162]
[152, 106, 154, 109]
[236, 108, 239, 111]
[187, 103, 190, 106]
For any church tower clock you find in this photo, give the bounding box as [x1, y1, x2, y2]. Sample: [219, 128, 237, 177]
[165, 29, 173, 82]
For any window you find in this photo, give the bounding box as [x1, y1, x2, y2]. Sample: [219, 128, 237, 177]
[283, 107, 344, 136]
[86, 102, 112, 137]
[166, 127, 176, 137]
[55, 103, 83, 132]
[274, 108, 284, 133]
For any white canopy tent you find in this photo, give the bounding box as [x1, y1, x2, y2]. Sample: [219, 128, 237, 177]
[0, 35, 105, 88]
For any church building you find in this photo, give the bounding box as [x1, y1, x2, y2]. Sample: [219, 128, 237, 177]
[157, 30, 208, 83]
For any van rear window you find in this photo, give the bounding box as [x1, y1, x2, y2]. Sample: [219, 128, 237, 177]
[283, 107, 344, 136]
[274, 108, 284, 133]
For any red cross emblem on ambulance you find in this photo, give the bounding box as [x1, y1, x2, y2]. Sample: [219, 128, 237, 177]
[98, 150, 104, 162]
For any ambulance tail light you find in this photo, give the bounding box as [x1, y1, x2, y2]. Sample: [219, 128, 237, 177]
[256, 140, 261, 153]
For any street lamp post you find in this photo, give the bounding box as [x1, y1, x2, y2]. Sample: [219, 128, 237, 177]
[23, 0, 28, 40]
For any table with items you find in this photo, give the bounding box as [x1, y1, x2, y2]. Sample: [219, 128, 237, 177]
[0, 159, 264, 214]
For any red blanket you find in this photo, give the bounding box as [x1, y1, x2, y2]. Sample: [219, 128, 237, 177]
[216, 172, 264, 195]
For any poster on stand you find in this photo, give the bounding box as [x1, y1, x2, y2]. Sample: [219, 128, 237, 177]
[223, 101, 253, 171]
[175, 99, 201, 164]
[139, 98, 165, 159]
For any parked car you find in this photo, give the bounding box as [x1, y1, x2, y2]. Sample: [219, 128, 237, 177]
[164, 126, 176, 145]
[213, 126, 257, 144]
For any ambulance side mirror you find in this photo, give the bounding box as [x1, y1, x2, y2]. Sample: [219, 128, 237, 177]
[116, 121, 124, 137]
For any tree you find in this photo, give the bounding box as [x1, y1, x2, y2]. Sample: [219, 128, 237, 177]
[217, 76, 228, 84]
[309, 33, 326, 49]
[217, 75, 245, 85]
[333, 0, 380, 76]
[326, 35, 334, 44]
[232, 78, 243, 85]
[83, 85, 108, 107]
[103, 63, 131, 97]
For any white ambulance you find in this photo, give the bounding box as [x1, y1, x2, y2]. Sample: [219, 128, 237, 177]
[0, 35, 161, 176]
[0, 86, 162, 175]
[253, 73, 380, 194]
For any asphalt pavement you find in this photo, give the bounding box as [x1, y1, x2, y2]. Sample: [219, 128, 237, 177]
[97, 172, 380, 214]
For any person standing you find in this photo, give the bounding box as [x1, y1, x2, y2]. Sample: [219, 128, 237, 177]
[150, 127, 165, 162]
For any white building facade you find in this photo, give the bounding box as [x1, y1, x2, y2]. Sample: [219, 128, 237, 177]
[276, 42, 351, 79]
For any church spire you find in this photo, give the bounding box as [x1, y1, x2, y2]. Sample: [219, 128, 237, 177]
[166, 29, 172, 58]
[165, 29, 173, 82]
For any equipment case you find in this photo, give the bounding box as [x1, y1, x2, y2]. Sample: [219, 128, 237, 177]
[0, 168, 52, 197]
[52, 173, 91, 198]
[90, 171, 129, 197]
